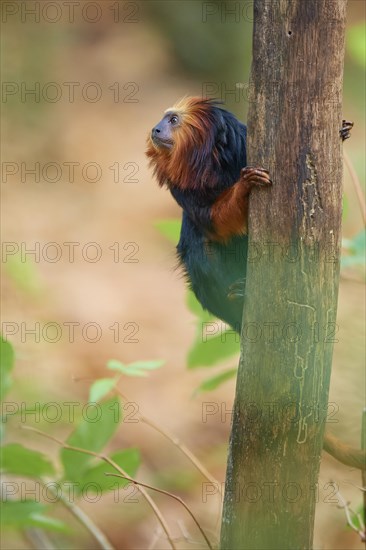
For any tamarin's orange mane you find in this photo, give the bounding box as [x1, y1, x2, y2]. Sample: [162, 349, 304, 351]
[146, 97, 222, 190]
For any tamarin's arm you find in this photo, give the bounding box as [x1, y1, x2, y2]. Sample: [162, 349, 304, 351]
[171, 167, 271, 242]
[211, 167, 271, 241]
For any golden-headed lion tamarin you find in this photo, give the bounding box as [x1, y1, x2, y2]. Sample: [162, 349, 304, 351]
[147, 97, 271, 330]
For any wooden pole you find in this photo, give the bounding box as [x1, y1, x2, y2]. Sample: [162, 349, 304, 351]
[220, 1, 348, 548]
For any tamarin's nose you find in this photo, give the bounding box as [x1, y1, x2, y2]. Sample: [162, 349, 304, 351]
[152, 126, 161, 136]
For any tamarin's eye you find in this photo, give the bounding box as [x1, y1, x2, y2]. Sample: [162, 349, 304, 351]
[169, 115, 179, 125]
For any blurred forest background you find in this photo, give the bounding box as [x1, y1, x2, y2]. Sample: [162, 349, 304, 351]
[1, 1, 365, 549]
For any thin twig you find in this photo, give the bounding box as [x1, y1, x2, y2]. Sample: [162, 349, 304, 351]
[1, 474, 57, 550]
[105, 473, 213, 549]
[148, 526, 163, 550]
[20, 425, 177, 550]
[117, 388, 224, 538]
[335, 489, 365, 542]
[343, 480, 366, 492]
[142, 417, 221, 491]
[177, 519, 208, 547]
[116, 389, 221, 494]
[344, 150, 366, 226]
[60, 497, 115, 550]
[22, 528, 57, 550]
[39, 479, 115, 550]
[178, 519, 192, 541]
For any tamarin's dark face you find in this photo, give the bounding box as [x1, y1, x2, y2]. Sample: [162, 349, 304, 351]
[151, 111, 180, 149]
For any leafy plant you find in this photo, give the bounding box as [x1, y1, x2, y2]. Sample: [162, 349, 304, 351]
[0, 339, 142, 543]
[156, 222, 240, 393]
[342, 230, 366, 269]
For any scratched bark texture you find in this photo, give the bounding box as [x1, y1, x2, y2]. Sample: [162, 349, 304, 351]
[220, 1, 347, 549]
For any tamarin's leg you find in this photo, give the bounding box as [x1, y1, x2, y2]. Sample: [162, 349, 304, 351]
[340, 119, 353, 141]
[210, 167, 272, 242]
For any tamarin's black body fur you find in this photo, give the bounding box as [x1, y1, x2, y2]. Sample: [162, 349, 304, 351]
[146, 97, 271, 331]
[175, 212, 246, 331]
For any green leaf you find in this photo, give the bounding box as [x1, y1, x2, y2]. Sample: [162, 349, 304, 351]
[78, 449, 140, 494]
[107, 359, 126, 372]
[347, 23, 366, 68]
[61, 396, 121, 482]
[1, 501, 68, 532]
[0, 338, 14, 372]
[1, 500, 43, 524]
[107, 359, 164, 377]
[0, 444, 55, 477]
[0, 337, 14, 401]
[341, 230, 365, 268]
[351, 230, 365, 255]
[188, 330, 240, 368]
[341, 255, 365, 268]
[154, 219, 181, 243]
[23, 514, 69, 532]
[128, 360, 165, 371]
[3, 253, 41, 296]
[345, 504, 365, 531]
[89, 378, 117, 403]
[118, 368, 148, 377]
[107, 359, 146, 377]
[194, 368, 238, 395]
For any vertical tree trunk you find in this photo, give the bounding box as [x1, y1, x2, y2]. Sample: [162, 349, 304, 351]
[220, 1, 348, 548]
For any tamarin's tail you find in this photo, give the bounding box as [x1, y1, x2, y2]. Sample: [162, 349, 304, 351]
[323, 431, 366, 470]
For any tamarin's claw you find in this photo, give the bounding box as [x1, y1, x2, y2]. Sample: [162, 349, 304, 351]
[340, 120, 354, 141]
[240, 166, 273, 190]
